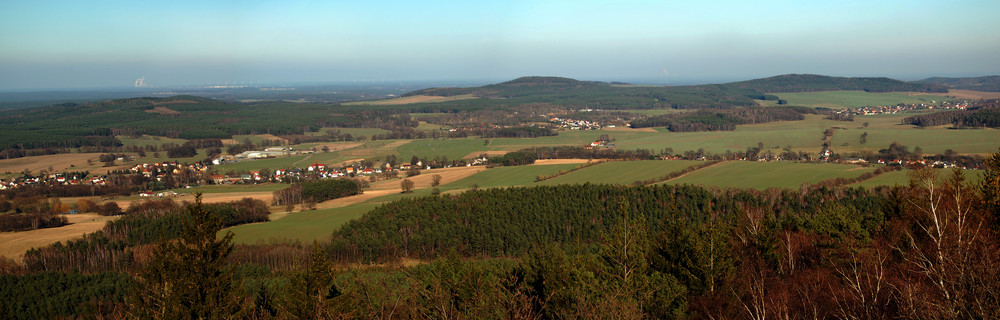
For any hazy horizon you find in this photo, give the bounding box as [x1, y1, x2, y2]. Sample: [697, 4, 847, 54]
[2, 0, 999, 90]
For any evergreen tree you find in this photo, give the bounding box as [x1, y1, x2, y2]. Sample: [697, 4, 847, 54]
[282, 242, 337, 319]
[130, 194, 239, 319]
[981, 149, 1000, 225]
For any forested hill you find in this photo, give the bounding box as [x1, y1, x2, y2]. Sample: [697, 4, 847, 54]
[913, 75, 1000, 92]
[0, 95, 381, 151]
[719, 74, 948, 93]
[406, 76, 606, 98]
[404, 74, 947, 102]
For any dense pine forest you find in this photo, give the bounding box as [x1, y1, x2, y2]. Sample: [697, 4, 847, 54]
[629, 106, 819, 131]
[0, 150, 998, 318]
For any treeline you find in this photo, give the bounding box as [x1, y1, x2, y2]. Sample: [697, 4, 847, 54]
[487, 151, 538, 166]
[806, 165, 899, 188]
[482, 126, 556, 138]
[0, 184, 130, 199]
[272, 179, 362, 206]
[21, 197, 269, 273]
[630, 106, 816, 132]
[521, 145, 655, 160]
[902, 100, 1000, 128]
[0, 212, 67, 232]
[631, 160, 721, 185]
[536, 160, 609, 181]
[302, 179, 362, 202]
[722, 74, 948, 93]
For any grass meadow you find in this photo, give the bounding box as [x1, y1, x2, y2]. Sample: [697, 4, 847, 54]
[227, 203, 379, 244]
[536, 160, 700, 185]
[660, 161, 875, 190]
[849, 167, 984, 188]
[443, 163, 580, 190]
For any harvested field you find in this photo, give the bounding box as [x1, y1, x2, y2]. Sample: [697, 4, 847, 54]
[946, 89, 1000, 100]
[0, 153, 102, 174]
[144, 106, 180, 115]
[461, 151, 509, 159]
[0, 214, 120, 260]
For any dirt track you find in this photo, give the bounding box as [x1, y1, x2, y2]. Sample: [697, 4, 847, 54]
[0, 214, 120, 260]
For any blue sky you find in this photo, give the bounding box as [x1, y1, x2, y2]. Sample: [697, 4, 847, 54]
[1, 0, 998, 89]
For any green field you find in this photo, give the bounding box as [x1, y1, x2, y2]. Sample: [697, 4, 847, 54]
[215, 154, 310, 172]
[661, 161, 874, 189]
[828, 123, 1000, 155]
[849, 167, 984, 188]
[396, 138, 496, 160]
[623, 114, 999, 155]
[367, 113, 1000, 165]
[444, 163, 580, 190]
[226, 203, 379, 244]
[537, 160, 699, 185]
[758, 91, 957, 108]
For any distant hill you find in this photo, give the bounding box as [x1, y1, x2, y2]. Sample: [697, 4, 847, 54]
[406, 76, 606, 98]
[913, 75, 1000, 92]
[719, 74, 947, 93]
[396, 74, 950, 110]
[0, 96, 370, 152]
[406, 74, 949, 102]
